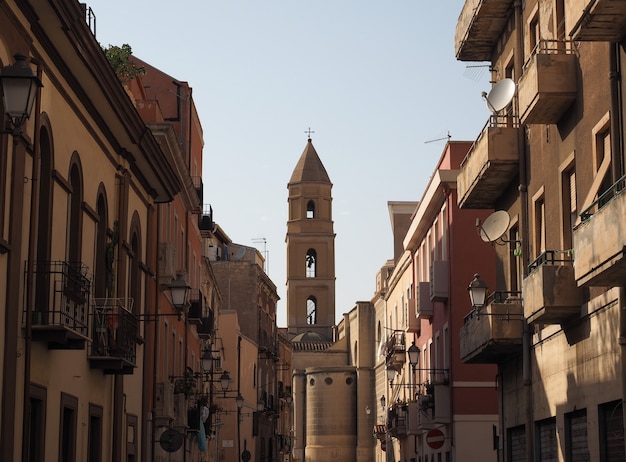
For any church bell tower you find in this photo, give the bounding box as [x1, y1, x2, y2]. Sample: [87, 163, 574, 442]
[286, 137, 336, 340]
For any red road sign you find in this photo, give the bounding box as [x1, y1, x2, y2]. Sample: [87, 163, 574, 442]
[426, 429, 445, 450]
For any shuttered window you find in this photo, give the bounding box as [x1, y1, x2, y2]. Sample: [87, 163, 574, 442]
[508, 425, 526, 462]
[600, 400, 625, 462]
[537, 418, 557, 462]
[565, 409, 588, 461]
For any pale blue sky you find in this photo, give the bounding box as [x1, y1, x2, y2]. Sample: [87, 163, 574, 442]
[86, 1, 489, 326]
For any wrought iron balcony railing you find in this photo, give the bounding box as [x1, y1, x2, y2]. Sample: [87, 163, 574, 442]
[89, 298, 137, 373]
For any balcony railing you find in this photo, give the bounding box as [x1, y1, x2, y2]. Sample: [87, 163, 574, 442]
[566, 0, 626, 42]
[188, 289, 204, 325]
[29, 261, 91, 349]
[88, 298, 137, 374]
[457, 115, 520, 209]
[574, 174, 626, 287]
[460, 291, 523, 364]
[384, 331, 406, 368]
[387, 403, 407, 438]
[518, 40, 577, 125]
[196, 311, 215, 339]
[406, 383, 451, 431]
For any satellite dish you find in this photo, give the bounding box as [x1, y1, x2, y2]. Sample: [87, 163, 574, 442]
[479, 210, 510, 243]
[159, 428, 183, 453]
[484, 78, 516, 113]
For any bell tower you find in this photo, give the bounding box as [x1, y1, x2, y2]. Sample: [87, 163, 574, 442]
[286, 137, 336, 340]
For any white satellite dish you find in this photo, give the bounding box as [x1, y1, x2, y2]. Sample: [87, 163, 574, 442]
[484, 78, 516, 113]
[479, 210, 510, 243]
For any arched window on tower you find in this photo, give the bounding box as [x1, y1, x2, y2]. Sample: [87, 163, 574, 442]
[306, 296, 317, 325]
[305, 249, 317, 278]
[306, 200, 315, 219]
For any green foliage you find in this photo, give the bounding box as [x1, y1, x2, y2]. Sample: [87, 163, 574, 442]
[103, 44, 146, 84]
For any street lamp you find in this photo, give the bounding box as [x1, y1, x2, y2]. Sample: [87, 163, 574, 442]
[386, 366, 397, 385]
[380, 395, 386, 410]
[201, 349, 214, 373]
[0, 54, 42, 137]
[219, 371, 231, 396]
[467, 273, 488, 308]
[168, 272, 190, 319]
[407, 342, 420, 370]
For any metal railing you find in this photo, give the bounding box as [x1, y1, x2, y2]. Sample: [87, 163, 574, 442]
[29, 260, 91, 337]
[463, 290, 522, 324]
[579, 173, 626, 222]
[91, 298, 137, 366]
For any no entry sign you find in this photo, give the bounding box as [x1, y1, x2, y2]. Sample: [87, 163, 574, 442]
[426, 429, 445, 449]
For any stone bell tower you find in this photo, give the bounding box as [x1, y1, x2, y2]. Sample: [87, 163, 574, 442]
[286, 137, 336, 341]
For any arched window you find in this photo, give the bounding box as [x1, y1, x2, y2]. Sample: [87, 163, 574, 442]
[306, 200, 315, 219]
[35, 125, 53, 315]
[306, 296, 317, 325]
[94, 189, 108, 299]
[68, 159, 83, 264]
[129, 213, 142, 314]
[305, 249, 317, 277]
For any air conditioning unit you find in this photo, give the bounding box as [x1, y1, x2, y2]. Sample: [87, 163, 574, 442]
[430, 260, 449, 302]
[173, 393, 188, 429]
[154, 382, 175, 423]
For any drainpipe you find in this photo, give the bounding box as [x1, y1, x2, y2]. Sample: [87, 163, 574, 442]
[512, 2, 533, 461]
[21, 57, 42, 462]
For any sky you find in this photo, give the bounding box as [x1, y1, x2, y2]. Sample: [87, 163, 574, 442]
[86, 1, 490, 327]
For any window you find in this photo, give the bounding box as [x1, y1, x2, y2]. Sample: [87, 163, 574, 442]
[565, 409, 588, 462]
[509, 225, 522, 292]
[129, 222, 141, 314]
[536, 417, 557, 461]
[306, 200, 315, 218]
[599, 400, 624, 462]
[562, 166, 576, 250]
[34, 127, 54, 313]
[94, 192, 108, 299]
[68, 161, 83, 264]
[88, 404, 103, 462]
[305, 249, 317, 277]
[59, 392, 78, 462]
[306, 297, 317, 325]
[126, 414, 137, 462]
[27, 384, 47, 462]
[534, 192, 546, 259]
[508, 425, 526, 462]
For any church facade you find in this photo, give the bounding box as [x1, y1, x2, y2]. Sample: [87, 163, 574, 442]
[284, 138, 376, 462]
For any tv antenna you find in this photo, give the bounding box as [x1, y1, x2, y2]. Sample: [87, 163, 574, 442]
[482, 78, 515, 113]
[252, 238, 269, 274]
[425, 131, 451, 144]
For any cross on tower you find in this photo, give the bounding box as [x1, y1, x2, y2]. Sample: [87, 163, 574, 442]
[304, 127, 315, 140]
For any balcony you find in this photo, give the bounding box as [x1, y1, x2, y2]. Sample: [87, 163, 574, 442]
[460, 292, 523, 364]
[196, 310, 215, 339]
[384, 331, 406, 369]
[408, 383, 451, 430]
[455, 0, 515, 61]
[430, 260, 449, 301]
[457, 116, 520, 209]
[523, 251, 582, 324]
[187, 289, 204, 325]
[518, 41, 577, 125]
[566, 0, 626, 42]
[29, 261, 91, 349]
[88, 298, 137, 374]
[387, 403, 407, 438]
[199, 205, 213, 231]
[573, 175, 626, 287]
[417, 282, 433, 319]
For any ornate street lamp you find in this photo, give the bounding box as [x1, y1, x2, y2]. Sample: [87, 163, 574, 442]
[386, 366, 397, 384]
[380, 395, 386, 410]
[0, 54, 42, 137]
[407, 342, 420, 370]
[467, 273, 488, 308]
[168, 272, 190, 319]
[219, 371, 231, 395]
